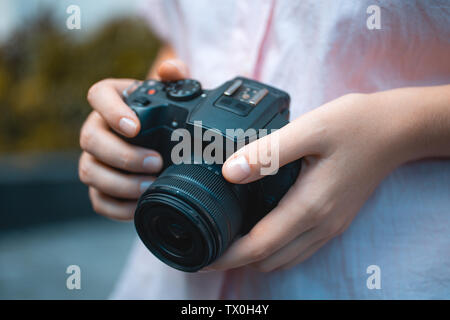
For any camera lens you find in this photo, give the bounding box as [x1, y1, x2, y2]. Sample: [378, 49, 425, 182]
[155, 215, 193, 255]
[134, 163, 247, 272]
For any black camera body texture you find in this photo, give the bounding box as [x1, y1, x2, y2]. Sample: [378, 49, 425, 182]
[123, 77, 301, 272]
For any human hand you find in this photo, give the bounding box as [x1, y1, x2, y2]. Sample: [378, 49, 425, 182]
[206, 92, 414, 272]
[79, 59, 189, 220]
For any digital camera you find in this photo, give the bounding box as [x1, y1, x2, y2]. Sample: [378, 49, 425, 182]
[123, 77, 301, 272]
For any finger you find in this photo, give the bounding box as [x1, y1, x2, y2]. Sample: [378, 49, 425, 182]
[204, 179, 317, 271]
[87, 78, 141, 137]
[222, 112, 324, 184]
[249, 227, 320, 272]
[89, 187, 137, 221]
[157, 59, 189, 81]
[79, 152, 155, 199]
[280, 237, 330, 271]
[80, 112, 163, 173]
[249, 217, 342, 272]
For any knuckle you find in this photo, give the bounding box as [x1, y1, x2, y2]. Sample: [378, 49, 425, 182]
[303, 194, 335, 226]
[303, 197, 321, 215]
[78, 155, 92, 184]
[248, 223, 267, 241]
[248, 239, 271, 261]
[247, 225, 277, 261]
[307, 210, 327, 228]
[250, 246, 269, 261]
[79, 124, 95, 151]
[303, 200, 323, 224]
[118, 150, 134, 170]
[87, 79, 112, 103]
[87, 81, 103, 103]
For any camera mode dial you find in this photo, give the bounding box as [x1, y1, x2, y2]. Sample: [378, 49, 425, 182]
[165, 79, 202, 101]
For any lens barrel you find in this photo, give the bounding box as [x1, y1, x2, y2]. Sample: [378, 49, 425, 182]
[134, 163, 245, 272]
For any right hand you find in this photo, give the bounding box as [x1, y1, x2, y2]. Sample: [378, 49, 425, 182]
[79, 59, 189, 220]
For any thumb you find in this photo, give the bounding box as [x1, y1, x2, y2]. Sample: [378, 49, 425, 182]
[157, 59, 189, 81]
[222, 117, 320, 184]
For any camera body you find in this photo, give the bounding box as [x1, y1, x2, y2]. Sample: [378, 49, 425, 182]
[123, 77, 301, 272]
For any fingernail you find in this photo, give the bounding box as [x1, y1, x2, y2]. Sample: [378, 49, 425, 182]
[119, 117, 137, 136]
[165, 60, 187, 75]
[143, 156, 162, 172]
[225, 155, 251, 182]
[140, 181, 153, 193]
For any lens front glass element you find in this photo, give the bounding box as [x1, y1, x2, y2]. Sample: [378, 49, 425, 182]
[154, 213, 194, 256]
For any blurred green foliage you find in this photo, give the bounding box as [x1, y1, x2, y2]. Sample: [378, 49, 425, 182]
[0, 11, 161, 152]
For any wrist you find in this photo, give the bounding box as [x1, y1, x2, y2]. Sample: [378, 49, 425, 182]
[369, 85, 450, 167]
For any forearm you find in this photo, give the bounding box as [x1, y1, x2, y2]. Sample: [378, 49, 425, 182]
[370, 85, 450, 166]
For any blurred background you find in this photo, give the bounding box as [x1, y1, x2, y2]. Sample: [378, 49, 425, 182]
[0, 0, 161, 299]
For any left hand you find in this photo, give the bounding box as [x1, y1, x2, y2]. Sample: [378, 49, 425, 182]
[204, 92, 412, 272]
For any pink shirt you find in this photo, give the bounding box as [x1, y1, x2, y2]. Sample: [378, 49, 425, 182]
[112, 0, 450, 299]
